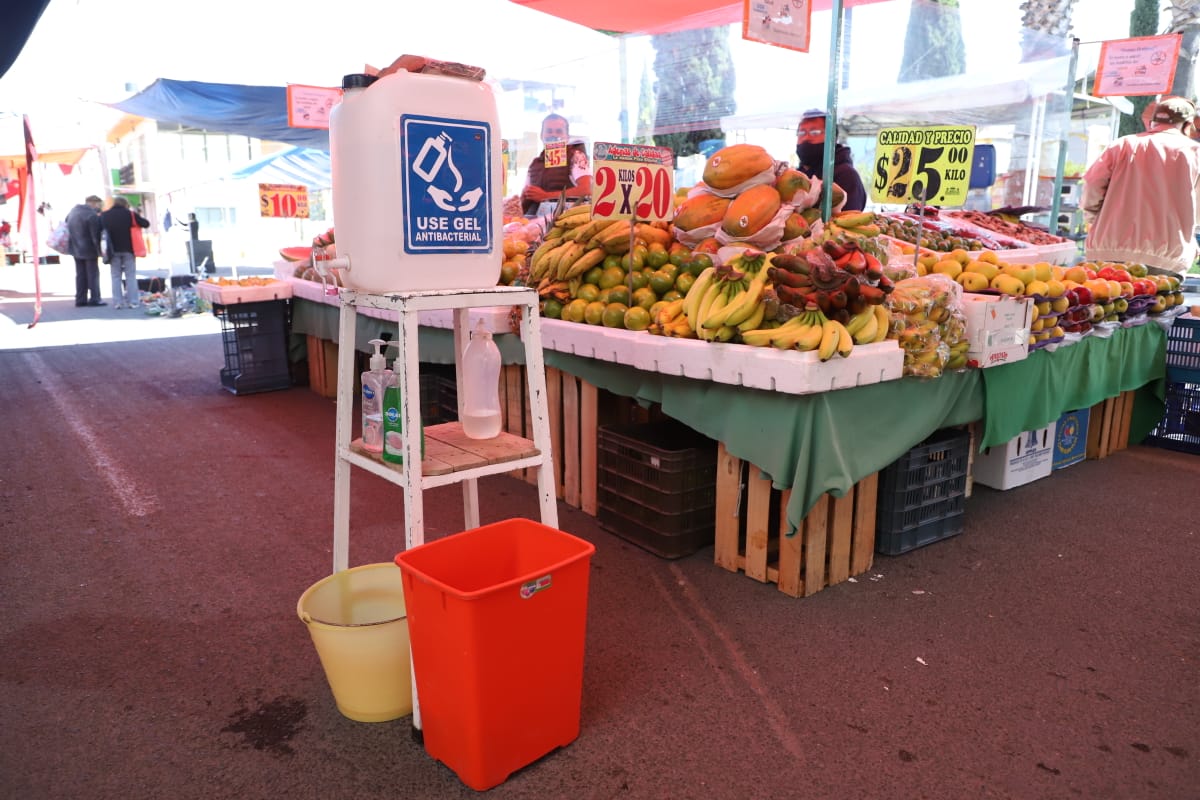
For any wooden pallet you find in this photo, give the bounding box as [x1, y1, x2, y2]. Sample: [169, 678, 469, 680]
[1087, 390, 1134, 460]
[306, 335, 340, 398]
[713, 443, 878, 597]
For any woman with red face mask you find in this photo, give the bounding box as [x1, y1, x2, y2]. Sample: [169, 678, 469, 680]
[795, 109, 867, 211]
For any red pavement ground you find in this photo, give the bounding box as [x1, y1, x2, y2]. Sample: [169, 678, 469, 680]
[1, 262, 1198, 799]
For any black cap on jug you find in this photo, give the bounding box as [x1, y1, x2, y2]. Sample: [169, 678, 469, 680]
[342, 74, 378, 90]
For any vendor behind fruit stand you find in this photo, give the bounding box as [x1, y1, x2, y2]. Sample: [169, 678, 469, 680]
[1081, 96, 1200, 276]
[521, 113, 592, 215]
[795, 109, 867, 212]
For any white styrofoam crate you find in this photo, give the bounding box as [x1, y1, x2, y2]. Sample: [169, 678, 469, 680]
[542, 319, 904, 395]
[195, 279, 293, 304]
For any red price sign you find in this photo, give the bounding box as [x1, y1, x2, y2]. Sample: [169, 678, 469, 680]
[259, 184, 310, 218]
[589, 142, 674, 222]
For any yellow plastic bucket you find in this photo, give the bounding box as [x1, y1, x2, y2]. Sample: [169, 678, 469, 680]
[297, 562, 412, 722]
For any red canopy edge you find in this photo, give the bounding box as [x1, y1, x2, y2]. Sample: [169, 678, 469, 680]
[509, 0, 892, 35]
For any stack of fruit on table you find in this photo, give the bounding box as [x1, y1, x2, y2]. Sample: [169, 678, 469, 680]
[945, 210, 1071, 246]
[876, 209, 1015, 253]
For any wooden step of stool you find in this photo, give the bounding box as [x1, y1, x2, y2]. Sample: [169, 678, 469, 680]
[713, 442, 877, 598]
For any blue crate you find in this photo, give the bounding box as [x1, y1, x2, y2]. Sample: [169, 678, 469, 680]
[1166, 315, 1200, 384]
[1144, 382, 1200, 456]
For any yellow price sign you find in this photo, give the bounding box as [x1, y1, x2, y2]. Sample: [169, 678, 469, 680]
[259, 183, 310, 218]
[870, 126, 976, 207]
[590, 142, 675, 222]
[544, 141, 567, 169]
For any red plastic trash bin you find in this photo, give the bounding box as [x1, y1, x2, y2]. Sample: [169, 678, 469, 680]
[395, 518, 595, 791]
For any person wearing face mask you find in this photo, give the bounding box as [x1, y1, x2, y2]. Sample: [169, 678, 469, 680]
[521, 113, 592, 215]
[795, 109, 867, 212]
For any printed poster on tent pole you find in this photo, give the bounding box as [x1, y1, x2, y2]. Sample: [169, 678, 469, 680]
[742, 0, 812, 53]
[1092, 34, 1182, 97]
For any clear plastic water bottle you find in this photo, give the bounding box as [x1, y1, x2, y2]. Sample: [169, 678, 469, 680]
[461, 319, 502, 439]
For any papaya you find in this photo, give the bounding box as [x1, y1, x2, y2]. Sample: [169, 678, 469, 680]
[774, 168, 812, 203]
[782, 211, 810, 241]
[702, 144, 775, 191]
[831, 183, 847, 210]
[672, 192, 731, 231]
[721, 184, 782, 238]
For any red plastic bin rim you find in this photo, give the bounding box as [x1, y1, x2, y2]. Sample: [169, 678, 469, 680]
[394, 518, 595, 602]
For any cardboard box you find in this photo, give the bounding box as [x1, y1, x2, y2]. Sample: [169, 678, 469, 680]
[1052, 408, 1089, 470]
[973, 423, 1055, 490]
[961, 293, 1032, 368]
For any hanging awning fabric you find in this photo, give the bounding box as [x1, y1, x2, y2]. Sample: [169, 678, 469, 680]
[509, 0, 893, 34]
[109, 79, 329, 150]
[231, 146, 331, 188]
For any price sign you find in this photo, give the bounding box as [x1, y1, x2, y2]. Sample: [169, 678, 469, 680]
[870, 126, 976, 207]
[260, 183, 310, 218]
[1093, 34, 1182, 97]
[544, 141, 567, 169]
[286, 84, 342, 130]
[590, 142, 675, 222]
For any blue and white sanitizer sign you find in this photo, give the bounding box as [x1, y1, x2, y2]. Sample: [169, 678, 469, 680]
[400, 114, 493, 255]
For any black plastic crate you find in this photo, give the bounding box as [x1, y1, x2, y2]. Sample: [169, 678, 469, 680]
[1144, 381, 1200, 455]
[876, 427, 970, 555]
[596, 421, 718, 558]
[598, 421, 718, 497]
[213, 300, 291, 395]
[1166, 315, 1200, 384]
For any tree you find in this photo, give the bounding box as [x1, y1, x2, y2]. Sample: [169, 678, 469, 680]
[897, 0, 966, 83]
[1121, 0, 1163, 138]
[1019, 0, 1079, 62]
[1166, 1, 1200, 100]
[634, 63, 656, 146]
[650, 28, 736, 157]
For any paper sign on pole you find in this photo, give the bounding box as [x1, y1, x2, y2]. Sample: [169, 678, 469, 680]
[590, 142, 675, 222]
[286, 85, 342, 130]
[260, 184, 310, 218]
[742, 0, 812, 53]
[870, 126, 976, 207]
[1093, 34, 1183, 97]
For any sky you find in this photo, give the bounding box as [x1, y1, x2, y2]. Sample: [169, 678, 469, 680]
[0, 0, 1170, 155]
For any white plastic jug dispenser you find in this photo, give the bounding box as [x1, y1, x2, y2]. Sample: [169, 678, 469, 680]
[329, 68, 503, 294]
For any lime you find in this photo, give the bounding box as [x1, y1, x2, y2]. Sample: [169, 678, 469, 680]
[542, 298, 563, 319]
[688, 253, 714, 277]
[603, 254, 623, 271]
[597, 288, 611, 304]
[607, 285, 632, 307]
[602, 302, 629, 328]
[629, 270, 650, 291]
[645, 242, 669, 268]
[648, 270, 675, 296]
[675, 271, 696, 295]
[632, 286, 658, 311]
[599, 265, 626, 290]
[624, 305, 652, 332]
[500, 263, 518, 285]
[660, 263, 680, 282]
[621, 247, 646, 271]
[563, 298, 588, 323]
[576, 283, 601, 303]
[584, 300, 607, 326]
[661, 290, 684, 303]
[649, 300, 668, 320]
[583, 266, 604, 286]
[669, 245, 692, 267]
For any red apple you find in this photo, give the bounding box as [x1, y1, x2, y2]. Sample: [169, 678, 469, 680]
[1112, 269, 1132, 283]
[1074, 286, 1093, 305]
[1097, 266, 1115, 280]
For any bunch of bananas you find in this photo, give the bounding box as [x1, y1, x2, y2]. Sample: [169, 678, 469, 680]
[825, 210, 882, 238]
[648, 297, 697, 338]
[528, 205, 674, 283]
[739, 304, 885, 359]
[684, 251, 772, 342]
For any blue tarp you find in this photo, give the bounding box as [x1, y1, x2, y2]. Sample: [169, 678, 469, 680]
[110, 78, 329, 150]
[232, 146, 331, 188]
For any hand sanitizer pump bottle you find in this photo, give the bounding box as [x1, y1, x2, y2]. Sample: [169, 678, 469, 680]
[461, 319, 502, 439]
[360, 338, 392, 452]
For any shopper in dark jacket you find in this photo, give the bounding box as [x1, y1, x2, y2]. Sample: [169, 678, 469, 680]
[66, 195, 105, 306]
[795, 109, 868, 212]
[99, 197, 151, 310]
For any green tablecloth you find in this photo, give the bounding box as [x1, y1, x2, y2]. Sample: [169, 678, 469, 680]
[978, 323, 1167, 450]
[289, 297, 1168, 530]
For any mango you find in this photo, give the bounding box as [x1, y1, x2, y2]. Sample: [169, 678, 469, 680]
[991, 274, 1026, 296]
